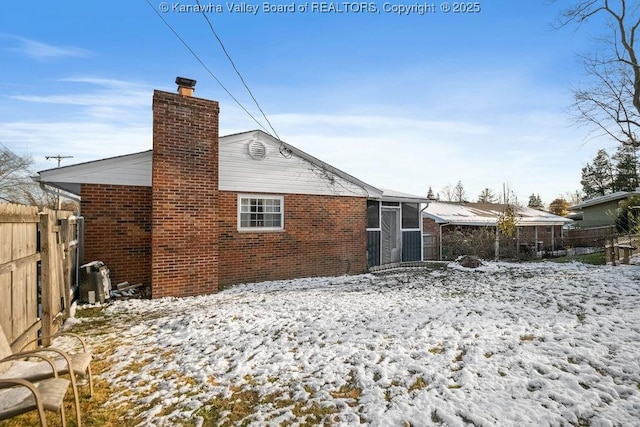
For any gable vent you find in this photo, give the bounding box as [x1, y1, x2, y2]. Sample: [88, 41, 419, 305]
[248, 141, 268, 160]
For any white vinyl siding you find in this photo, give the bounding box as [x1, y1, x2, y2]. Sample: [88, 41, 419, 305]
[38, 151, 153, 188]
[219, 133, 370, 197]
[238, 195, 284, 231]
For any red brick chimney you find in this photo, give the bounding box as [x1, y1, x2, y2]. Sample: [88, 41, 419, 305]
[151, 77, 220, 298]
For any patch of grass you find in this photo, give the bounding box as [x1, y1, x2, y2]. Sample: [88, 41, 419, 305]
[544, 251, 606, 265]
[198, 384, 340, 426]
[520, 334, 535, 341]
[75, 306, 107, 319]
[329, 384, 361, 402]
[243, 374, 258, 387]
[290, 401, 338, 425]
[198, 387, 261, 426]
[441, 290, 464, 299]
[453, 347, 467, 363]
[577, 417, 592, 427]
[447, 384, 462, 389]
[429, 344, 445, 355]
[408, 377, 428, 392]
[329, 371, 361, 408]
[0, 347, 142, 427]
[577, 313, 586, 324]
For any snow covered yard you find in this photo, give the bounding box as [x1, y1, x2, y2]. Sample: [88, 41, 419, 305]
[76, 261, 640, 426]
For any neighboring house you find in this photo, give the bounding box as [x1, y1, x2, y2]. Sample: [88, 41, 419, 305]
[36, 79, 427, 298]
[422, 201, 573, 260]
[568, 190, 640, 228]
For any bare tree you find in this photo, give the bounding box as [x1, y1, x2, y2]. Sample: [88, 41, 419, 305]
[557, 1, 640, 169]
[562, 190, 583, 206]
[0, 144, 55, 207]
[453, 181, 467, 202]
[440, 183, 455, 202]
[499, 183, 521, 206]
[573, 57, 640, 146]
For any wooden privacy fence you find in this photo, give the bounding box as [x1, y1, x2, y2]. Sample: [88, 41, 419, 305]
[0, 203, 80, 351]
[564, 226, 615, 250]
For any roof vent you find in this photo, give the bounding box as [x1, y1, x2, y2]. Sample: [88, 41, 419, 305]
[248, 141, 267, 160]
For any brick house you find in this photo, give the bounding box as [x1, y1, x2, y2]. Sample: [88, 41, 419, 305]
[36, 79, 426, 298]
[422, 201, 573, 260]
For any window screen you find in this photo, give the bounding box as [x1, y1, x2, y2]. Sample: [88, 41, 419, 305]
[367, 200, 380, 229]
[402, 203, 419, 229]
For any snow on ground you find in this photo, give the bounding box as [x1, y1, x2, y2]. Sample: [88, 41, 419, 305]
[82, 261, 640, 426]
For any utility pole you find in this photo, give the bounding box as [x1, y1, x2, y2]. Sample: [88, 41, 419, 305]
[45, 155, 74, 209]
[45, 155, 73, 168]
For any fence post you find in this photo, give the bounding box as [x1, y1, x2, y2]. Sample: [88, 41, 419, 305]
[60, 217, 72, 319]
[39, 212, 52, 346]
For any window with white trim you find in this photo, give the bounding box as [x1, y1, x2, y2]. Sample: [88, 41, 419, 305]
[238, 195, 284, 231]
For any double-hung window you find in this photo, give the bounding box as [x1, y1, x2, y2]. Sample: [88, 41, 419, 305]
[238, 195, 284, 231]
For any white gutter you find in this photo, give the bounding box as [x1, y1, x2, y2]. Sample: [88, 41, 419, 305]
[38, 182, 81, 204]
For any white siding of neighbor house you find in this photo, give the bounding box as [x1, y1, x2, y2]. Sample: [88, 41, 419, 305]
[39, 151, 152, 187]
[218, 132, 370, 197]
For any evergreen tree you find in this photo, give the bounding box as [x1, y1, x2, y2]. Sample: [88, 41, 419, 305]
[615, 195, 640, 233]
[580, 149, 616, 198]
[426, 186, 436, 200]
[613, 143, 639, 192]
[527, 193, 544, 209]
[477, 188, 497, 203]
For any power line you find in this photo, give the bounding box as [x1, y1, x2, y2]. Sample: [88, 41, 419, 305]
[144, 0, 272, 135]
[194, 0, 281, 141]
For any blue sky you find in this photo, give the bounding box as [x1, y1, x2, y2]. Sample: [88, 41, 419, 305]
[0, 1, 618, 205]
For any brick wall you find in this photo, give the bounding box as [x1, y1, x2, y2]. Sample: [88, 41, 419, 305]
[80, 184, 152, 286]
[422, 216, 441, 260]
[151, 90, 220, 298]
[218, 191, 367, 287]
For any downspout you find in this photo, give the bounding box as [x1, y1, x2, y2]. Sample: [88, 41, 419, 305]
[439, 223, 445, 261]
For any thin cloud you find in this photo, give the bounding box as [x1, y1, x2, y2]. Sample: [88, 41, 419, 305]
[8, 77, 151, 121]
[4, 35, 90, 60]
